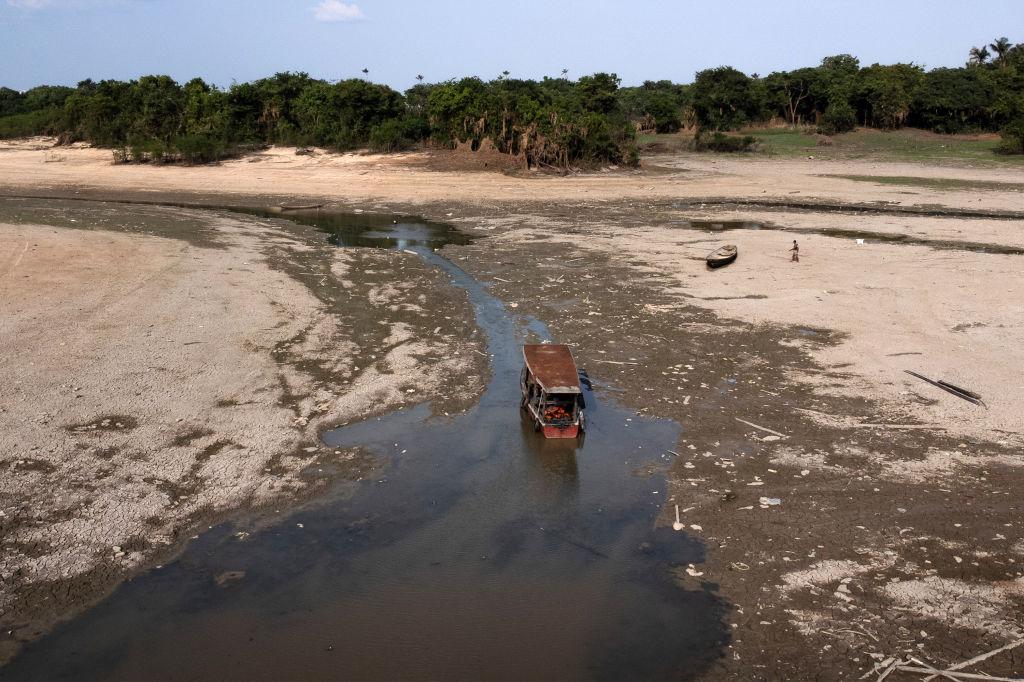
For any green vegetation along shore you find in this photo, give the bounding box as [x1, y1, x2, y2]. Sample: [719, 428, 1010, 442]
[2, 36, 1022, 166]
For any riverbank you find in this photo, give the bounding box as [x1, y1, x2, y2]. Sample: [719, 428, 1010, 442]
[1, 139, 1022, 678]
[0, 197, 486, 664]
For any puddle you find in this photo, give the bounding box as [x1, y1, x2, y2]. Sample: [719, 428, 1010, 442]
[4, 210, 728, 680]
[673, 218, 1024, 255]
[229, 207, 472, 249]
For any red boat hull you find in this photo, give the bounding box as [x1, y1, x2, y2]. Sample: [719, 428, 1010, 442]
[542, 424, 580, 439]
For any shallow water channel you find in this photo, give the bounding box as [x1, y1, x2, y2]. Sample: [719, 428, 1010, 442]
[5, 209, 728, 680]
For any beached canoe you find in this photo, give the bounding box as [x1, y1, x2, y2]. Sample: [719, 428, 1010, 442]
[275, 203, 323, 212]
[707, 244, 738, 268]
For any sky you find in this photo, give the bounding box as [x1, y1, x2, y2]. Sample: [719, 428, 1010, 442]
[1, 0, 1022, 91]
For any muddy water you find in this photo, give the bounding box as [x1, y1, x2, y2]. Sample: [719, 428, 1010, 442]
[3, 211, 728, 681]
[230, 207, 473, 249]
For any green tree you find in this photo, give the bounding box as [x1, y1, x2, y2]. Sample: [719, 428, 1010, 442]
[990, 37, 1012, 66]
[912, 68, 995, 132]
[818, 97, 856, 134]
[969, 45, 991, 66]
[691, 66, 762, 130]
[765, 67, 819, 124]
[999, 116, 1024, 153]
[856, 63, 924, 128]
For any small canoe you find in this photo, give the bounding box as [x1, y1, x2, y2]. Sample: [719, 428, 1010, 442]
[276, 203, 323, 212]
[707, 244, 737, 268]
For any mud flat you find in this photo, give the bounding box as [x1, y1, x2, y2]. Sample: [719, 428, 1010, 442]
[0, 198, 485, 664]
[1, 139, 1023, 678]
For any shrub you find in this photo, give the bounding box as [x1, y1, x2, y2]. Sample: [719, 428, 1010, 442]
[692, 131, 758, 152]
[0, 107, 64, 138]
[368, 119, 411, 152]
[996, 117, 1024, 154]
[818, 98, 856, 135]
[128, 137, 167, 163]
[173, 134, 229, 164]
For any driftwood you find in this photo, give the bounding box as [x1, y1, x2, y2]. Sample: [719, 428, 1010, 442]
[904, 370, 986, 407]
[920, 638, 1024, 682]
[898, 666, 1019, 681]
[868, 637, 1024, 682]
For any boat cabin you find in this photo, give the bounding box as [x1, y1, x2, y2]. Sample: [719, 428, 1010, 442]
[520, 344, 585, 439]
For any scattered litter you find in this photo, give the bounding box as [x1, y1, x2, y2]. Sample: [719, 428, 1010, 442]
[672, 504, 684, 531]
[729, 562, 750, 571]
[759, 497, 781, 506]
[685, 564, 704, 577]
[735, 417, 788, 439]
[690, 524, 703, 532]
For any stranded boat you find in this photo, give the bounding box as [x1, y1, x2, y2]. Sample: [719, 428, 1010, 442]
[521, 344, 586, 439]
[275, 203, 324, 212]
[706, 244, 738, 268]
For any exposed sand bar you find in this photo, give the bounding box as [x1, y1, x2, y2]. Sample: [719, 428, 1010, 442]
[3, 137, 1024, 212]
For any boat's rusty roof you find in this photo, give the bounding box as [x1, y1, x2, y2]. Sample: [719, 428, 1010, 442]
[523, 344, 581, 394]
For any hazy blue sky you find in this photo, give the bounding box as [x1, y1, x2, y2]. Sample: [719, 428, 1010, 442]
[1, 0, 1021, 90]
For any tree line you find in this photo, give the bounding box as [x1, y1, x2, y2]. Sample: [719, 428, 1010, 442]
[616, 37, 1024, 149]
[0, 72, 638, 166]
[1, 36, 1022, 164]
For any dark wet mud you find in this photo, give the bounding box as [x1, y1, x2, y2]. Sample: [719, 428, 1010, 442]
[2, 212, 729, 681]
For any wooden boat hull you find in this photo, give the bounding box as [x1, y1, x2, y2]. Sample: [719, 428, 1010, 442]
[273, 204, 324, 213]
[707, 245, 738, 268]
[542, 424, 580, 439]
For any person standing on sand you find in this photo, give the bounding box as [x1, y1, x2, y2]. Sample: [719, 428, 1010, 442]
[790, 240, 799, 262]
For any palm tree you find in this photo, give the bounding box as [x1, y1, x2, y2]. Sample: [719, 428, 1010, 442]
[969, 45, 990, 66]
[361, 67, 369, 75]
[416, 74, 424, 82]
[989, 37, 1011, 65]
[561, 68, 569, 77]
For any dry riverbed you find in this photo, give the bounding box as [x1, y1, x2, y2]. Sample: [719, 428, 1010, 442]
[438, 204, 1024, 679]
[0, 198, 485, 664]
[1, 139, 1023, 679]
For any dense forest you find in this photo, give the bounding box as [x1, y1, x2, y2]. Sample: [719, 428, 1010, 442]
[1, 37, 1022, 166]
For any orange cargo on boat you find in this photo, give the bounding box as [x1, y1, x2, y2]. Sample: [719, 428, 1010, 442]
[520, 344, 585, 439]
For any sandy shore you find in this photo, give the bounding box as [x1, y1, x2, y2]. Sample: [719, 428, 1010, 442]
[1, 138, 1022, 678]
[3, 137, 1024, 212]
